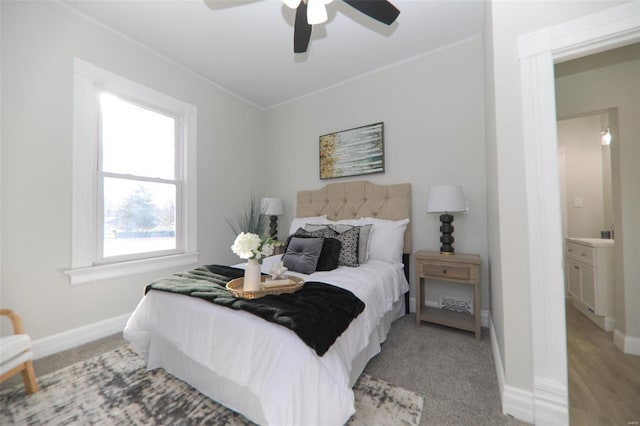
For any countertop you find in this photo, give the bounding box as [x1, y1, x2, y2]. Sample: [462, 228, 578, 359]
[566, 237, 615, 248]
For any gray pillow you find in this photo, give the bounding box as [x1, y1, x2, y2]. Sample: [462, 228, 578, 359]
[282, 237, 324, 274]
[304, 224, 330, 233]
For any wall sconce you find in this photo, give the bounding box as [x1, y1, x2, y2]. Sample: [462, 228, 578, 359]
[426, 185, 467, 255]
[601, 127, 612, 146]
[261, 197, 284, 240]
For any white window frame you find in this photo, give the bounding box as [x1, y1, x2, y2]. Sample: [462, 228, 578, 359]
[66, 59, 198, 285]
[97, 93, 182, 263]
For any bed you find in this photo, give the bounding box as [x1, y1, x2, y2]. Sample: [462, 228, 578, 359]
[124, 180, 412, 425]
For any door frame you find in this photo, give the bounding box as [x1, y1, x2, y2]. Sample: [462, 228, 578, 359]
[518, 2, 640, 424]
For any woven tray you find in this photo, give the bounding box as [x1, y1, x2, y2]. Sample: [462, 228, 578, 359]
[226, 275, 304, 299]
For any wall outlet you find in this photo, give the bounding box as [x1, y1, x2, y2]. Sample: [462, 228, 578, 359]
[573, 196, 584, 208]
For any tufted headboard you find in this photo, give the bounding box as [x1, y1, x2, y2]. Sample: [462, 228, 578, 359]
[297, 180, 412, 313]
[296, 180, 412, 254]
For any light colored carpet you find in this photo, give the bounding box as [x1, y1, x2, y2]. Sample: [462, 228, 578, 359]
[3, 313, 524, 425]
[0, 345, 423, 425]
[363, 315, 526, 425]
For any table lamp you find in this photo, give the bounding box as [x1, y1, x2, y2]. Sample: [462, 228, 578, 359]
[426, 185, 466, 255]
[261, 197, 284, 240]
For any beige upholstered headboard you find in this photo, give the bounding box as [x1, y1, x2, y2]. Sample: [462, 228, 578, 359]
[296, 180, 412, 254]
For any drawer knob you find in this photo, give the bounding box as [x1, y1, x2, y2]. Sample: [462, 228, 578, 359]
[442, 269, 447, 274]
[581, 253, 587, 257]
[574, 266, 579, 270]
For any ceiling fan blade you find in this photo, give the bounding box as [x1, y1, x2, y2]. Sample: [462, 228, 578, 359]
[342, 0, 400, 25]
[294, 2, 312, 53]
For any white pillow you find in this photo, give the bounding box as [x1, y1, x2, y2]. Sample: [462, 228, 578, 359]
[288, 215, 328, 235]
[360, 217, 409, 264]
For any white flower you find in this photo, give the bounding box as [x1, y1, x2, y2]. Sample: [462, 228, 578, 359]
[261, 242, 274, 257]
[231, 232, 274, 263]
[231, 232, 261, 259]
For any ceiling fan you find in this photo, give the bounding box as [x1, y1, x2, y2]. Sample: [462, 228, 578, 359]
[208, 0, 400, 53]
[288, 0, 400, 53]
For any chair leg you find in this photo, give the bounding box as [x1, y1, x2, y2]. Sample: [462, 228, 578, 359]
[21, 361, 39, 394]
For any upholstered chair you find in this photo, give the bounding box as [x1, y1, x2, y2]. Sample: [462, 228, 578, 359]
[0, 309, 38, 394]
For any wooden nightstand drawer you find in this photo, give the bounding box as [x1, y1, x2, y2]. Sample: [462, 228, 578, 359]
[420, 263, 470, 280]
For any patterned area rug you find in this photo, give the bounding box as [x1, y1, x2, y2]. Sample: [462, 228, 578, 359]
[0, 346, 423, 425]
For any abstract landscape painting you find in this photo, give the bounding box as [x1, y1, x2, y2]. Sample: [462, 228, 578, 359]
[320, 122, 384, 179]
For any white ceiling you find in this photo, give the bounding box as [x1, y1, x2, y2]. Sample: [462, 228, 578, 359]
[61, 0, 484, 108]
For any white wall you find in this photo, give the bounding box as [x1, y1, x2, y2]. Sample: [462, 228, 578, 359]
[555, 48, 640, 339]
[558, 115, 608, 239]
[0, 1, 267, 339]
[1, 2, 488, 347]
[485, 0, 629, 400]
[265, 36, 489, 312]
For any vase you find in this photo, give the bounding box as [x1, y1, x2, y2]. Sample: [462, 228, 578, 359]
[244, 259, 262, 292]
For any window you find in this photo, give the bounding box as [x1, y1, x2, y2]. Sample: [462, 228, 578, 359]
[99, 93, 178, 260]
[66, 59, 198, 285]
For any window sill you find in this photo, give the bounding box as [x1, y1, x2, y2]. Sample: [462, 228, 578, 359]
[64, 252, 199, 286]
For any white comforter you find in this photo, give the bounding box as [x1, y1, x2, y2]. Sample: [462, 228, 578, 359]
[123, 255, 408, 426]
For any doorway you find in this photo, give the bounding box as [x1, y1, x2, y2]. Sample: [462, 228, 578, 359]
[555, 44, 640, 425]
[518, 3, 640, 424]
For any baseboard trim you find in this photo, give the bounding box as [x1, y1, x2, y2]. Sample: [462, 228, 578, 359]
[31, 313, 131, 359]
[614, 329, 640, 355]
[571, 299, 615, 331]
[489, 314, 535, 423]
[409, 297, 489, 328]
[481, 310, 489, 329]
[489, 314, 505, 395]
[503, 385, 535, 423]
[533, 378, 569, 424]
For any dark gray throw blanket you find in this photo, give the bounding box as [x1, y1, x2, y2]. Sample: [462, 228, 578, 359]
[145, 265, 365, 356]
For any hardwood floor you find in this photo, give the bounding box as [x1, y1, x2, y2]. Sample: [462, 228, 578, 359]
[566, 301, 640, 425]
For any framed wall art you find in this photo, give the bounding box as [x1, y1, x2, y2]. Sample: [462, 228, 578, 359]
[319, 122, 384, 179]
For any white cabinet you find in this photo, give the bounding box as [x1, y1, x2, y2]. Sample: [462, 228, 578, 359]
[565, 238, 614, 316]
[566, 257, 582, 299]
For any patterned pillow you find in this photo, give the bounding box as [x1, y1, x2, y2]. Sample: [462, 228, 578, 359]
[283, 228, 324, 253]
[327, 224, 372, 264]
[282, 228, 326, 253]
[294, 227, 327, 238]
[307, 223, 373, 264]
[324, 226, 360, 267]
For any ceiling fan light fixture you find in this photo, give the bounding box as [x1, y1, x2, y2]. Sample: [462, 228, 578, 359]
[307, 0, 328, 25]
[283, 0, 301, 9]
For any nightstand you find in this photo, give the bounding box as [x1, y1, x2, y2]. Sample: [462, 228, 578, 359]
[415, 251, 481, 340]
[273, 242, 285, 255]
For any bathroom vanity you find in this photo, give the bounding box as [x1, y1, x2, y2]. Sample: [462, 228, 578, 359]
[565, 237, 615, 331]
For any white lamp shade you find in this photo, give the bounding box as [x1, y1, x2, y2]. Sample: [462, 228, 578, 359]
[426, 185, 466, 214]
[261, 198, 284, 216]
